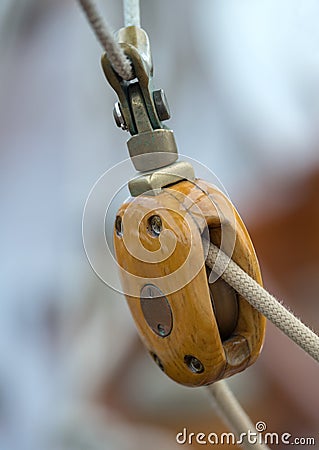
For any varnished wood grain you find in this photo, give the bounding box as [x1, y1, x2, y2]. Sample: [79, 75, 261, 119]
[113, 179, 266, 386]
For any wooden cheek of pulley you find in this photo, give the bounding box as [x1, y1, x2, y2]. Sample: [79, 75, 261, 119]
[113, 179, 266, 386]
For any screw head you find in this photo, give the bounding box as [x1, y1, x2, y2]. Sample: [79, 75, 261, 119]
[113, 102, 128, 130]
[148, 215, 162, 236]
[150, 352, 164, 372]
[184, 355, 204, 374]
[115, 215, 123, 236]
[157, 324, 166, 336]
[153, 89, 171, 121]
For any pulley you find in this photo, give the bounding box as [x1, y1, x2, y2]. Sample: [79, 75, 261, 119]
[102, 25, 266, 386]
[113, 178, 266, 386]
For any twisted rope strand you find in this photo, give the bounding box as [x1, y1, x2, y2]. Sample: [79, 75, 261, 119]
[206, 243, 319, 363]
[77, 0, 133, 80]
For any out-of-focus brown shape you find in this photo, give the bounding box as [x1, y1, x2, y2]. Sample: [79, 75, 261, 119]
[251, 167, 319, 329]
[249, 167, 319, 435]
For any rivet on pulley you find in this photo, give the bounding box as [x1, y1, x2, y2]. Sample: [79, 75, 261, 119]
[150, 352, 164, 372]
[184, 355, 205, 374]
[147, 215, 162, 236]
[115, 215, 123, 237]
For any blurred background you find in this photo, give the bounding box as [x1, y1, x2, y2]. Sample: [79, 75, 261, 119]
[0, 0, 318, 449]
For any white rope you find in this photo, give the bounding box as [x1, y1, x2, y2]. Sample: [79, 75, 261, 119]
[206, 243, 319, 363]
[207, 381, 270, 450]
[77, 0, 133, 80]
[123, 0, 141, 27]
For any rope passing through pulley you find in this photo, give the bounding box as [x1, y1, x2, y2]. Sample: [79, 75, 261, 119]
[77, 2, 319, 448]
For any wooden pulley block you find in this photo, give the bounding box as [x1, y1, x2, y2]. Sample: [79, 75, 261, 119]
[113, 179, 266, 386]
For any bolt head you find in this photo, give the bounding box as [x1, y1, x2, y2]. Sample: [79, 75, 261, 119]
[148, 215, 162, 236]
[113, 102, 128, 130]
[184, 355, 204, 374]
[151, 352, 164, 372]
[153, 89, 171, 121]
[115, 215, 123, 236]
